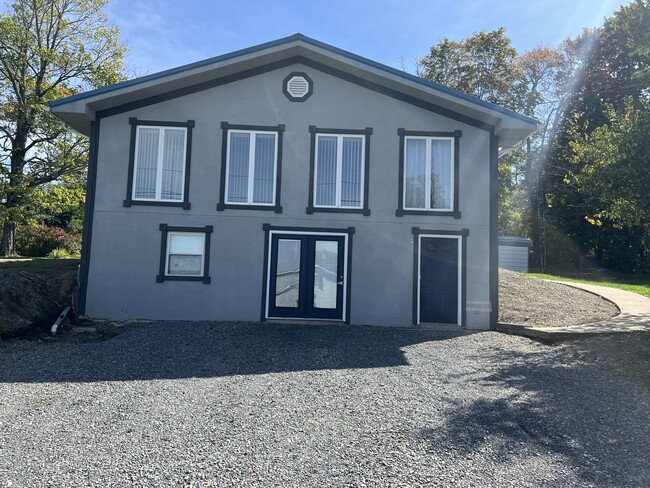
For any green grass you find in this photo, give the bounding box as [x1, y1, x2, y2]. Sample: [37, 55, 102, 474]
[0, 257, 80, 274]
[528, 271, 650, 298]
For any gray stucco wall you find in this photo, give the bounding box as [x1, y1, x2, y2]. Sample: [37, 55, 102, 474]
[86, 63, 493, 328]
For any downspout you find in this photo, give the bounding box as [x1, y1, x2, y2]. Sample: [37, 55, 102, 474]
[51, 265, 80, 335]
[50, 306, 71, 335]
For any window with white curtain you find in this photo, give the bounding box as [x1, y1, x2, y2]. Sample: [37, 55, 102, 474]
[404, 136, 453, 211]
[133, 126, 187, 202]
[315, 134, 364, 208]
[226, 130, 277, 205]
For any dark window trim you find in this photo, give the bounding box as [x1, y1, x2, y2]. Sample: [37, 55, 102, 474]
[156, 224, 213, 284]
[306, 125, 372, 216]
[282, 71, 314, 102]
[124, 117, 194, 210]
[217, 121, 284, 213]
[411, 227, 469, 327]
[396, 129, 461, 219]
[261, 223, 355, 324]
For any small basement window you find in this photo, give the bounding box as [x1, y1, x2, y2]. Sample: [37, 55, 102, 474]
[167, 233, 204, 276]
[157, 224, 212, 283]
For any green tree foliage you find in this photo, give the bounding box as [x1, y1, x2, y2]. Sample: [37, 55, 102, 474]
[417, 4, 650, 274]
[417, 28, 527, 111]
[563, 101, 650, 271]
[497, 148, 527, 236]
[416, 28, 534, 237]
[544, 0, 650, 272]
[581, 0, 650, 120]
[0, 0, 126, 255]
[631, 2, 650, 85]
[517, 37, 597, 270]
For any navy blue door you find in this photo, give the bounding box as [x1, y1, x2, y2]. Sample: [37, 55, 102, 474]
[420, 237, 459, 324]
[268, 235, 345, 320]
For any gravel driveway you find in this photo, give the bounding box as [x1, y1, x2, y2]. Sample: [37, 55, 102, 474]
[1, 322, 648, 487]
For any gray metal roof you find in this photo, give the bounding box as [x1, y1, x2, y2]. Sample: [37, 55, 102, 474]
[49, 33, 539, 146]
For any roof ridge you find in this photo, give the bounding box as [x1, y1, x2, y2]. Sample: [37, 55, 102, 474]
[49, 33, 538, 125]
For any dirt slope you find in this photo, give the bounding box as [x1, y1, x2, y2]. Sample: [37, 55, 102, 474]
[0, 259, 78, 336]
[499, 268, 619, 327]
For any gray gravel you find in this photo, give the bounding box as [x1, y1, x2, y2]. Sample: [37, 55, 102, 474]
[499, 269, 619, 326]
[1, 321, 648, 487]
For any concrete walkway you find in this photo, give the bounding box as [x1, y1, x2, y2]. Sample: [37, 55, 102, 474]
[497, 281, 650, 340]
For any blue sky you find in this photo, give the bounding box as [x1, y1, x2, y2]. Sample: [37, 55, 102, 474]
[104, 0, 630, 77]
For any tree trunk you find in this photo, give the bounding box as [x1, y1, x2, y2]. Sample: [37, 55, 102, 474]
[1, 110, 31, 258]
[1, 222, 17, 256]
[536, 164, 547, 273]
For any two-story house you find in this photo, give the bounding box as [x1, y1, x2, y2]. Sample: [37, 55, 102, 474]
[49, 34, 538, 329]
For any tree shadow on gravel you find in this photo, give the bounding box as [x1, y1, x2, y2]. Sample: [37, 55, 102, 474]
[0, 321, 471, 383]
[418, 348, 650, 486]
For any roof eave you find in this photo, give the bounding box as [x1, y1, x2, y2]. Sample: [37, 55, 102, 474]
[49, 33, 539, 142]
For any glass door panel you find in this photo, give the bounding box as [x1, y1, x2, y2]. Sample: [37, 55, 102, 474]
[274, 239, 301, 308]
[313, 240, 338, 309]
[268, 234, 345, 320]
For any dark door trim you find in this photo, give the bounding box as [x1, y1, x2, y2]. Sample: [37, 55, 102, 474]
[262, 224, 354, 323]
[412, 227, 469, 326]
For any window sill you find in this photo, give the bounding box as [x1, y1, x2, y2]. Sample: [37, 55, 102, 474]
[306, 206, 370, 216]
[125, 199, 191, 210]
[217, 203, 282, 213]
[156, 275, 211, 284]
[396, 209, 461, 218]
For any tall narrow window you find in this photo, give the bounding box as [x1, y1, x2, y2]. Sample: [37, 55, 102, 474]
[307, 126, 372, 216]
[397, 129, 461, 218]
[315, 134, 364, 208]
[125, 118, 194, 209]
[218, 122, 284, 212]
[226, 131, 277, 205]
[134, 127, 186, 201]
[404, 137, 453, 211]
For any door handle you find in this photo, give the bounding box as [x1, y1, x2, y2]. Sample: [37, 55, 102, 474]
[337, 281, 343, 285]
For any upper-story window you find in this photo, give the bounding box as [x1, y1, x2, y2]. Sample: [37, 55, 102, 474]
[227, 130, 277, 205]
[218, 122, 285, 213]
[124, 118, 194, 209]
[307, 126, 372, 216]
[124, 118, 194, 210]
[396, 129, 462, 218]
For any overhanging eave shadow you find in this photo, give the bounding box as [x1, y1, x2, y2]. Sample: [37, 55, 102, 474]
[0, 321, 475, 384]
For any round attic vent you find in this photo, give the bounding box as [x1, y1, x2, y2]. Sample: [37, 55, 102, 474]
[283, 72, 313, 102]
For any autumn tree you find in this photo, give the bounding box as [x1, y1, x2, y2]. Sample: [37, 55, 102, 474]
[0, 0, 126, 255]
[516, 38, 595, 270]
[417, 28, 527, 111]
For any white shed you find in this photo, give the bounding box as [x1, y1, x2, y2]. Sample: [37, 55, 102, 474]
[498, 236, 531, 272]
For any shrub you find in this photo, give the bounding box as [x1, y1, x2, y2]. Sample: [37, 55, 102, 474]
[15, 224, 81, 257]
[47, 248, 73, 259]
[61, 231, 82, 256]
